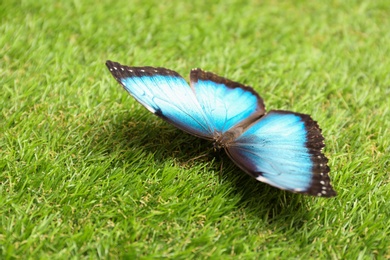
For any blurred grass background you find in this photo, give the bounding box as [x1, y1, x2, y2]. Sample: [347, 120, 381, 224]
[1, 0, 389, 258]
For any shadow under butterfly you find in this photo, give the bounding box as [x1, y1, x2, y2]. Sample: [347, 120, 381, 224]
[106, 60, 336, 197]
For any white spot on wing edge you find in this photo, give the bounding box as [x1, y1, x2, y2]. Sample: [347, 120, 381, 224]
[138, 99, 156, 114]
[145, 105, 156, 113]
[256, 175, 271, 185]
[136, 101, 156, 114]
[256, 175, 304, 193]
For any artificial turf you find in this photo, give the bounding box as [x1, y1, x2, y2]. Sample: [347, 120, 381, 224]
[1, 0, 389, 258]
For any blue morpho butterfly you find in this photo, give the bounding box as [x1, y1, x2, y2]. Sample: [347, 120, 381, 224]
[106, 60, 336, 197]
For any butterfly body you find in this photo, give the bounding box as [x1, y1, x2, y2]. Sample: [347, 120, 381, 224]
[106, 60, 336, 197]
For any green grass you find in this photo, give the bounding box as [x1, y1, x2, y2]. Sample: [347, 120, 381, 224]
[1, 0, 389, 258]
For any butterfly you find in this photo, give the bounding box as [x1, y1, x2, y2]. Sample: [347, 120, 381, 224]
[106, 60, 336, 197]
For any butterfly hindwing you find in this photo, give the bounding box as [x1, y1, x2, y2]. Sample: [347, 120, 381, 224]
[226, 110, 336, 197]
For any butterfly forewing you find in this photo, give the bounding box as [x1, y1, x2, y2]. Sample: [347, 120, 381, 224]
[106, 61, 214, 139]
[106, 61, 266, 138]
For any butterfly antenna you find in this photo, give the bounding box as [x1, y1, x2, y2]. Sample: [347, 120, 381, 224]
[219, 159, 224, 183]
[184, 153, 210, 165]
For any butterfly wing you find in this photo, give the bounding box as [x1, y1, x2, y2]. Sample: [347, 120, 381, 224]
[106, 61, 265, 139]
[107, 61, 334, 197]
[190, 69, 265, 133]
[225, 110, 336, 197]
[106, 61, 214, 139]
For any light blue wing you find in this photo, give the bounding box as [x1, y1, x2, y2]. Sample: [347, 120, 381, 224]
[106, 61, 265, 139]
[190, 69, 265, 133]
[106, 61, 214, 139]
[226, 110, 336, 197]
